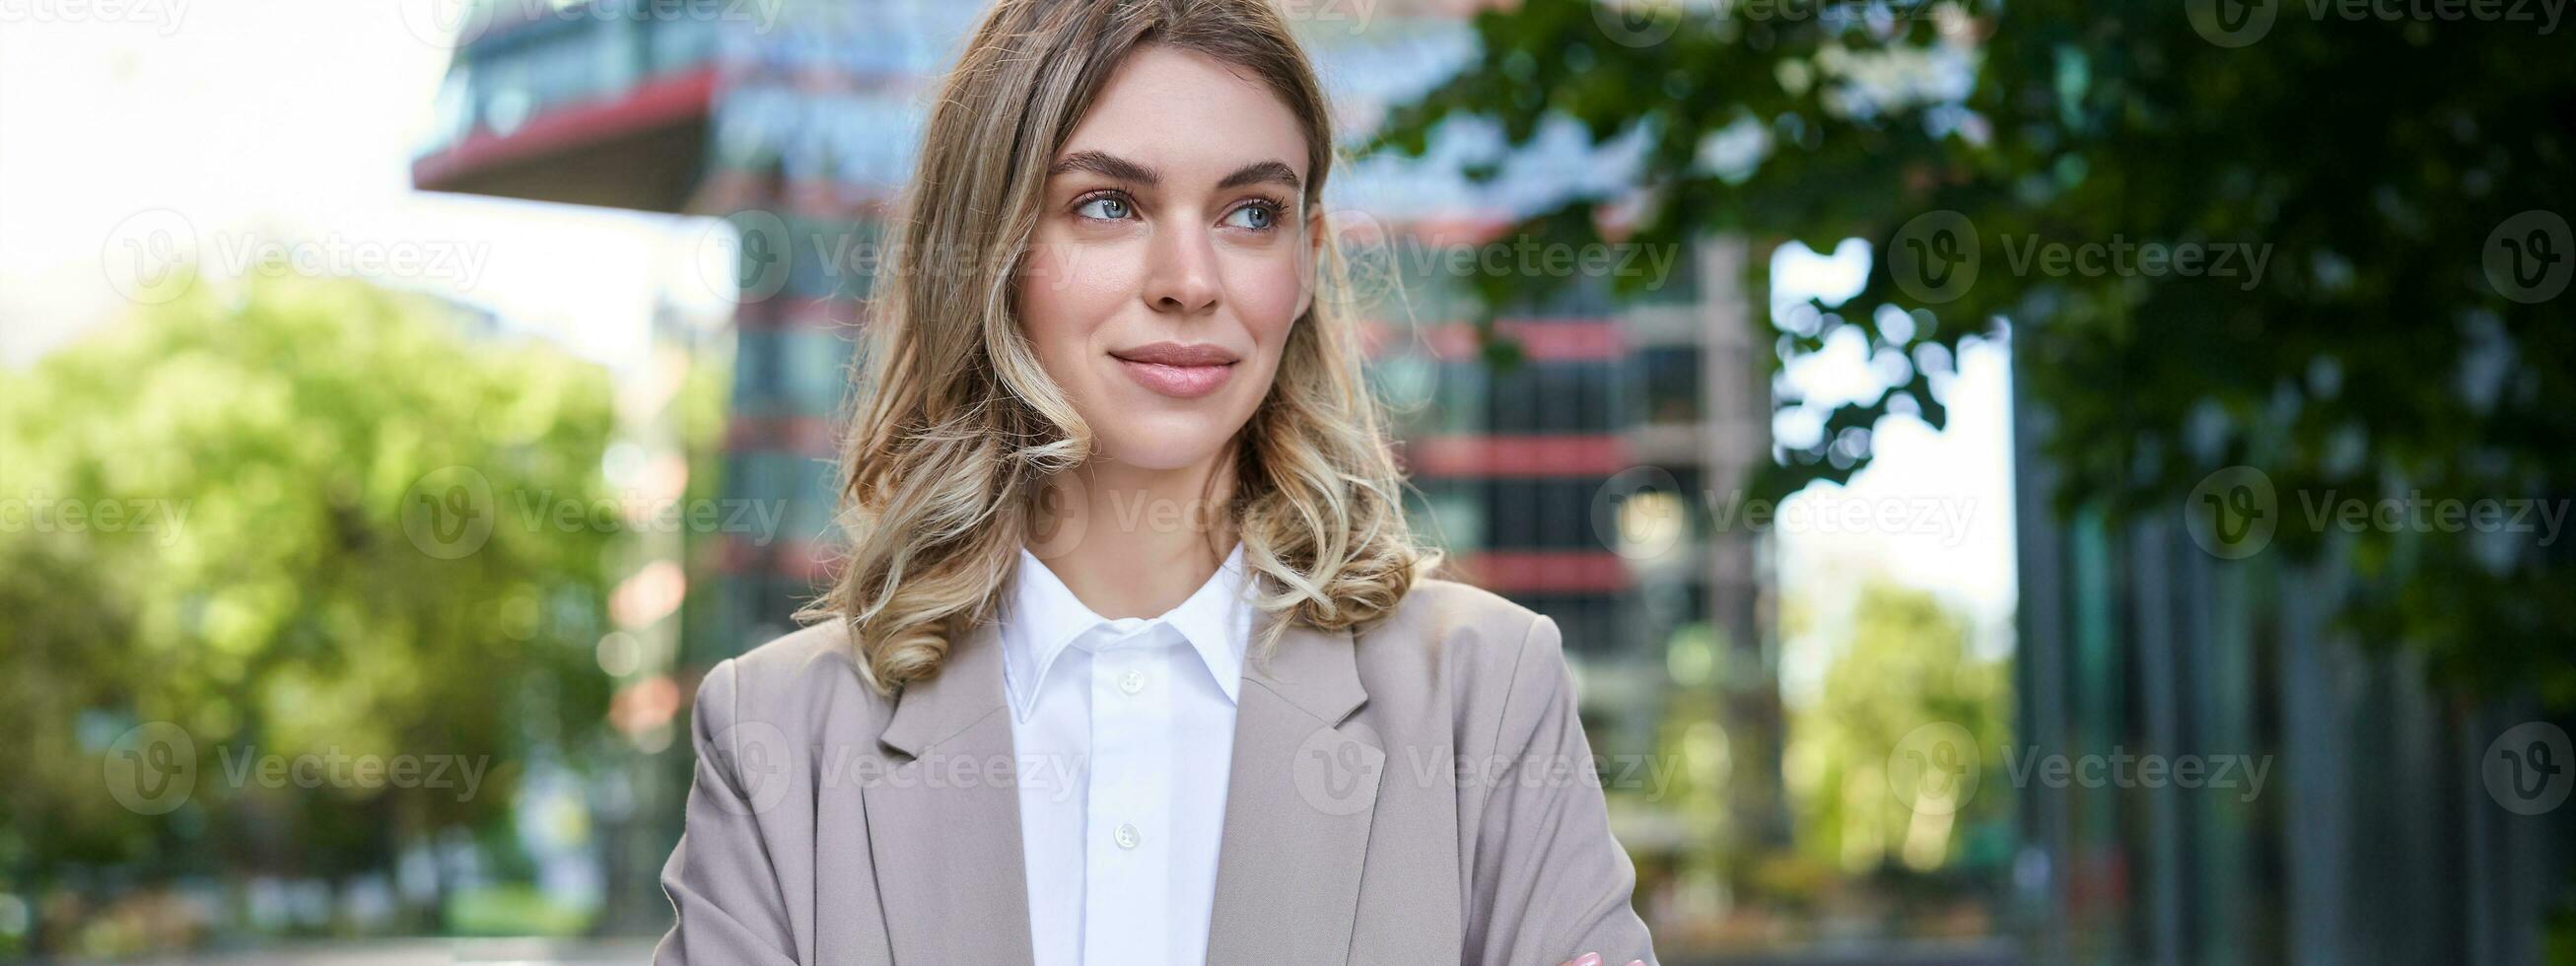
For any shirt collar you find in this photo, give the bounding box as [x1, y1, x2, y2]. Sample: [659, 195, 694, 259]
[999, 541, 1251, 723]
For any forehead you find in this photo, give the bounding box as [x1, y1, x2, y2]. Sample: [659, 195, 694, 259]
[1055, 45, 1309, 184]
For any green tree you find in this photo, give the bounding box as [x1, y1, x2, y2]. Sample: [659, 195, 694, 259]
[1781, 583, 2009, 892]
[0, 272, 620, 953]
[1368, 0, 2576, 705]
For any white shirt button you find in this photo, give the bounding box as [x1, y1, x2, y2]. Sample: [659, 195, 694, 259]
[1114, 822, 1141, 850]
[1119, 669, 1147, 695]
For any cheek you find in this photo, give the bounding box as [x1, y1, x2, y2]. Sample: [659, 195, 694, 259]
[1015, 257, 1130, 375]
[1225, 249, 1311, 347]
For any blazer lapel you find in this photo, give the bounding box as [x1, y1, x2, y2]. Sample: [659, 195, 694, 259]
[1205, 620, 1384, 966]
[866, 621, 1037, 966]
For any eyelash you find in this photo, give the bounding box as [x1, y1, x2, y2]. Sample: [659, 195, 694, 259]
[1071, 188, 1288, 232]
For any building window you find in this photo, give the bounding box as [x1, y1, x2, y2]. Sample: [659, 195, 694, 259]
[1636, 345, 1704, 425]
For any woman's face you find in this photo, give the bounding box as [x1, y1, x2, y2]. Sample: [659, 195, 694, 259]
[1016, 44, 1319, 472]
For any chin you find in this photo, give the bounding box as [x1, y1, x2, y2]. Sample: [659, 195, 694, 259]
[1093, 421, 1239, 471]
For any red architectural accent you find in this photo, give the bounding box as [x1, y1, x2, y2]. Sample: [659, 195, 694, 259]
[413, 67, 720, 189]
[1401, 435, 1632, 477]
[1451, 550, 1633, 592]
[1360, 319, 1623, 361]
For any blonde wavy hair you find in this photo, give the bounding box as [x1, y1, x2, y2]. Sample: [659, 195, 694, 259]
[796, 0, 1439, 697]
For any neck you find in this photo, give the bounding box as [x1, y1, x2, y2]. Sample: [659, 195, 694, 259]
[1029, 446, 1241, 620]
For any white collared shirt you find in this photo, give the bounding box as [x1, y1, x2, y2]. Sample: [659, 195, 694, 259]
[999, 541, 1252, 966]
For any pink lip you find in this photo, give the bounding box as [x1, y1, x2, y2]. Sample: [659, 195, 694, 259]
[1116, 358, 1234, 398]
[1111, 342, 1239, 399]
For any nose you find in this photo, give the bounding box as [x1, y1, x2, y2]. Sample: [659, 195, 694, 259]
[1143, 221, 1221, 316]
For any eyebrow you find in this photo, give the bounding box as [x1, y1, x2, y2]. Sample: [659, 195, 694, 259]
[1047, 150, 1303, 194]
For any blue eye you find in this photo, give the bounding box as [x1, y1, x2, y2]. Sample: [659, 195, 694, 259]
[1226, 202, 1279, 231]
[1077, 195, 1131, 220]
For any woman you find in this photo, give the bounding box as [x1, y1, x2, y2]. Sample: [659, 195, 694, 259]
[654, 1, 1657, 964]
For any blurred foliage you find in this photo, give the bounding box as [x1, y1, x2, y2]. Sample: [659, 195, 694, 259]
[1633, 622, 1741, 941]
[1781, 584, 2009, 901]
[0, 273, 621, 954]
[1368, 0, 2576, 705]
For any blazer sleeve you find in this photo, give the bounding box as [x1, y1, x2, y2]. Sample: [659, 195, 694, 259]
[655, 657, 803, 966]
[1464, 614, 1661, 966]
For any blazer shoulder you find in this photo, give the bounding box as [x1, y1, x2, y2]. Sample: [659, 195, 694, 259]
[694, 618, 887, 727]
[1392, 576, 1543, 632]
[1364, 577, 1554, 689]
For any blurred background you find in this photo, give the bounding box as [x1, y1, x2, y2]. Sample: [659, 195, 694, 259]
[2, 0, 2570, 962]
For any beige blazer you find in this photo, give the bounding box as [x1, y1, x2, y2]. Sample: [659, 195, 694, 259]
[653, 578, 1660, 966]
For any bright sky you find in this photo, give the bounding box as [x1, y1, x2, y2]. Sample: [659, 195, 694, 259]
[1771, 240, 2018, 697]
[0, 0, 727, 375]
[0, 0, 2016, 661]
